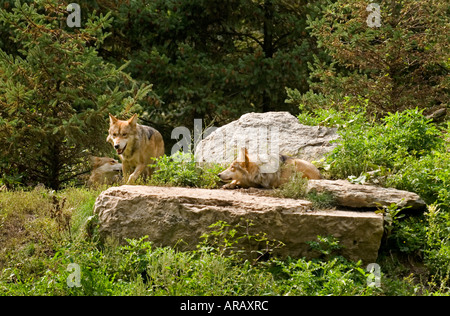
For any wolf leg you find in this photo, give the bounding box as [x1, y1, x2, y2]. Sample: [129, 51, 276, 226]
[121, 161, 134, 184]
[222, 180, 239, 189]
[127, 164, 147, 184]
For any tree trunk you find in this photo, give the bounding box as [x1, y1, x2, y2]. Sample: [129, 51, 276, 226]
[48, 141, 61, 190]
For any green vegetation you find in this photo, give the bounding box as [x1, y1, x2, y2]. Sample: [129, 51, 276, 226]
[0, 188, 379, 295]
[272, 170, 336, 209]
[289, 101, 450, 295]
[148, 152, 224, 189]
[2, 0, 446, 190]
[0, 0, 449, 296]
[294, 106, 450, 211]
[300, 0, 448, 115]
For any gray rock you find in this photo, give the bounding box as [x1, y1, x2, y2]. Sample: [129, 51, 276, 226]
[94, 185, 384, 263]
[307, 179, 426, 210]
[194, 112, 339, 165]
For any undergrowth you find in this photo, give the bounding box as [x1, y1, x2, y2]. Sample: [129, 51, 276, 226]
[293, 103, 450, 294]
[1, 186, 448, 295]
[147, 152, 224, 188]
[0, 187, 409, 295]
[272, 170, 336, 209]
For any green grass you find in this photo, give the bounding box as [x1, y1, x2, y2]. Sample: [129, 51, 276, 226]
[271, 170, 336, 209]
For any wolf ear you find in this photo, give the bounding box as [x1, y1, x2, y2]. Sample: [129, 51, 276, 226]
[128, 113, 138, 126]
[239, 147, 249, 167]
[244, 148, 249, 167]
[109, 113, 118, 124]
[89, 156, 99, 166]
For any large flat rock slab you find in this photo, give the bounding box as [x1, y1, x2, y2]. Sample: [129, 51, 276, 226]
[307, 179, 426, 210]
[94, 185, 384, 263]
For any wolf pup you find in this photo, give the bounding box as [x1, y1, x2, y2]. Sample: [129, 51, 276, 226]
[87, 156, 122, 187]
[107, 114, 165, 184]
[218, 147, 321, 189]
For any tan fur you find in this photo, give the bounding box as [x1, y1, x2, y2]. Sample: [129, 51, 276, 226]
[107, 114, 165, 184]
[87, 156, 122, 187]
[218, 148, 321, 189]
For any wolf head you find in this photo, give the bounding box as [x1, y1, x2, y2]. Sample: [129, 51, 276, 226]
[90, 156, 122, 173]
[107, 114, 137, 155]
[218, 147, 255, 182]
[88, 156, 122, 186]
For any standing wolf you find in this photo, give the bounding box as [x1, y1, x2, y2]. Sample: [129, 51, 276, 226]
[107, 114, 165, 184]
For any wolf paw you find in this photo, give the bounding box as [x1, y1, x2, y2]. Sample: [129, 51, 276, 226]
[222, 183, 238, 189]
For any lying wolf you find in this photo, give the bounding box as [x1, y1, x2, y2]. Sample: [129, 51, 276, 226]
[87, 156, 122, 187]
[218, 147, 321, 189]
[107, 114, 165, 184]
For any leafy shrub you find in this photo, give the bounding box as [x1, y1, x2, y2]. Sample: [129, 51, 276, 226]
[381, 109, 443, 156]
[386, 151, 450, 209]
[148, 152, 224, 188]
[316, 106, 450, 290]
[424, 205, 450, 281]
[327, 108, 443, 180]
[272, 170, 309, 200]
[306, 235, 343, 260]
[269, 235, 380, 296]
[289, 89, 368, 128]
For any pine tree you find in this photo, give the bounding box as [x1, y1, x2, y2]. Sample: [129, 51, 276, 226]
[0, 0, 156, 189]
[92, 0, 323, 131]
[302, 0, 449, 115]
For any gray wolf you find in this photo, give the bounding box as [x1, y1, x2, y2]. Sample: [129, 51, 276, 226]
[107, 114, 165, 184]
[87, 156, 122, 187]
[218, 147, 322, 189]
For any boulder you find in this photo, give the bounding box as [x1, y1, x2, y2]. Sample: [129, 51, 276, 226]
[307, 179, 426, 210]
[194, 112, 339, 164]
[94, 185, 384, 263]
